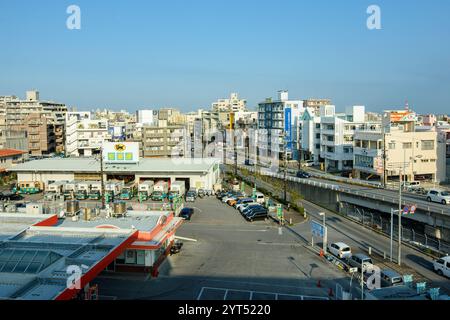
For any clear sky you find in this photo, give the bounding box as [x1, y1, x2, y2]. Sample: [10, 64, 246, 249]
[1, 0, 449, 114]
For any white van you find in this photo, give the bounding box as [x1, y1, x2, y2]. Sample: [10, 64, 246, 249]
[434, 256, 450, 278]
[255, 192, 265, 204]
[427, 189, 450, 205]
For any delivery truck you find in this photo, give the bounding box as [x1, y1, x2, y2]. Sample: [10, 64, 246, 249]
[151, 181, 169, 201]
[119, 182, 137, 200]
[138, 180, 155, 201]
[168, 181, 186, 200]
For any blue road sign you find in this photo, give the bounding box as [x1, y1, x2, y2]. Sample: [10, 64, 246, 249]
[311, 221, 325, 238]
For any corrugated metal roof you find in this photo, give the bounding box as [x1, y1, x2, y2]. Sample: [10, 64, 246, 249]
[10, 157, 220, 173]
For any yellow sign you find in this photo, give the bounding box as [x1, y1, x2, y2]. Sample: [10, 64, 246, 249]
[115, 143, 126, 152]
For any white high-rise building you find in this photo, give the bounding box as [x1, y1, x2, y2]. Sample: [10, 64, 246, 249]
[136, 110, 157, 125]
[212, 93, 247, 112]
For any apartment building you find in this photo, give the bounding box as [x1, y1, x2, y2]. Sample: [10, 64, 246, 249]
[257, 91, 303, 162]
[212, 93, 247, 113]
[353, 110, 443, 183]
[141, 120, 187, 158]
[24, 113, 60, 156]
[303, 99, 331, 117]
[65, 112, 111, 157]
[136, 109, 157, 126]
[319, 105, 367, 172]
[299, 107, 322, 164]
[0, 91, 67, 155]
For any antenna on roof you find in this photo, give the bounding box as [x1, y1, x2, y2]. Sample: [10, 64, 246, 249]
[405, 100, 409, 111]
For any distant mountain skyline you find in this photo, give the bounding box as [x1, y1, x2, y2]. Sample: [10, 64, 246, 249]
[1, 0, 449, 114]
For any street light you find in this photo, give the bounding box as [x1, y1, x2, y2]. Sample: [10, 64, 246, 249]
[319, 212, 327, 254]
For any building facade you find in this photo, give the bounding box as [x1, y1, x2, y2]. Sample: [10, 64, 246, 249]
[257, 90, 303, 162]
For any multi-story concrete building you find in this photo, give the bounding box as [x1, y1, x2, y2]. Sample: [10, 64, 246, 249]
[319, 105, 367, 172]
[0, 91, 67, 155]
[65, 112, 111, 157]
[212, 93, 247, 113]
[303, 99, 331, 116]
[136, 109, 157, 126]
[353, 110, 443, 183]
[299, 107, 322, 164]
[257, 91, 303, 162]
[141, 120, 187, 158]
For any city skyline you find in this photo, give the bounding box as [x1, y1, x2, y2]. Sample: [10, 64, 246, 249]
[1, 0, 450, 113]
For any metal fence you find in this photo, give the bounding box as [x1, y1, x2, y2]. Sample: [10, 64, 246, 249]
[342, 203, 450, 255]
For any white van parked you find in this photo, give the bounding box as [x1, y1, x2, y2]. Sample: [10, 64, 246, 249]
[328, 242, 352, 259]
[255, 192, 265, 204]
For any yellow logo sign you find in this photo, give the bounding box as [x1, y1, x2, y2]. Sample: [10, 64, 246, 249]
[115, 144, 126, 152]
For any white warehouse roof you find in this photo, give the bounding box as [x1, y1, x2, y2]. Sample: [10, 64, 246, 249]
[10, 157, 221, 174]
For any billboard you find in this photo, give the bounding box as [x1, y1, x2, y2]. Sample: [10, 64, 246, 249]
[103, 142, 139, 164]
[284, 107, 293, 152]
[389, 111, 417, 123]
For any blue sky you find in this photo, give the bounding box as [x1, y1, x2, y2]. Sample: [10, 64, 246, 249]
[1, 0, 449, 114]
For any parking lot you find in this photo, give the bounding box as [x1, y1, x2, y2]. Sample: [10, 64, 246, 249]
[92, 196, 353, 300]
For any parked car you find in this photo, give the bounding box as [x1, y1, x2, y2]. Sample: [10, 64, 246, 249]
[218, 191, 234, 201]
[227, 196, 246, 206]
[185, 191, 196, 202]
[244, 207, 269, 221]
[235, 198, 255, 209]
[328, 242, 352, 259]
[179, 207, 194, 220]
[170, 240, 183, 255]
[254, 192, 265, 204]
[426, 189, 450, 205]
[380, 269, 404, 287]
[241, 204, 264, 216]
[296, 170, 311, 179]
[236, 201, 260, 212]
[349, 254, 374, 273]
[222, 193, 243, 203]
[433, 256, 450, 277]
[198, 189, 206, 198]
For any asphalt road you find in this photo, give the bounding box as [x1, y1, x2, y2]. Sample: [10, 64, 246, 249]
[233, 169, 450, 294]
[93, 197, 354, 300]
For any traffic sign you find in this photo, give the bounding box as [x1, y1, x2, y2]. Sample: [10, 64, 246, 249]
[349, 267, 358, 273]
[403, 206, 410, 215]
[311, 221, 325, 238]
[410, 205, 417, 214]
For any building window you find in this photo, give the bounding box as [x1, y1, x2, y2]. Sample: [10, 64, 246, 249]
[403, 142, 412, 149]
[388, 142, 396, 149]
[421, 140, 434, 150]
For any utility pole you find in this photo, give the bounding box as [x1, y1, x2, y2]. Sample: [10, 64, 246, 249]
[398, 164, 403, 266]
[100, 147, 105, 209]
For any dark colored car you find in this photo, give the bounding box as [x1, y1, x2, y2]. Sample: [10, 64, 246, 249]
[0, 192, 23, 201]
[170, 240, 183, 255]
[241, 204, 264, 216]
[296, 170, 311, 179]
[179, 207, 194, 220]
[244, 207, 269, 221]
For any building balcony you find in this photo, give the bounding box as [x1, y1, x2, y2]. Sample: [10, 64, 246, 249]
[354, 147, 381, 158]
